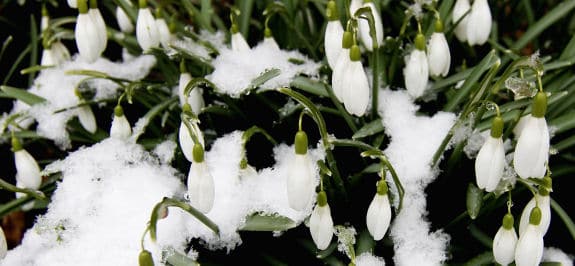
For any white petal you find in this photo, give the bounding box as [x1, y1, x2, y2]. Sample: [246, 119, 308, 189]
[404, 49, 429, 98]
[427, 32, 451, 77]
[116, 6, 134, 33]
[67, 0, 77, 8]
[466, 0, 492, 45]
[513, 115, 530, 137]
[493, 226, 518, 265]
[179, 73, 192, 106]
[349, 0, 362, 16]
[51, 41, 71, 64]
[309, 204, 334, 250]
[136, 8, 160, 51]
[178, 122, 205, 162]
[519, 195, 551, 236]
[14, 149, 41, 189]
[156, 18, 172, 48]
[179, 73, 205, 114]
[231, 33, 250, 52]
[1, 224, 7, 259]
[475, 136, 505, 192]
[513, 117, 549, 179]
[263, 37, 280, 50]
[452, 0, 470, 42]
[15, 181, 35, 211]
[342, 61, 369, 116]
[325, 21, 344, 69]
[89, 9, 108, 54]
[75, 13, 101, 62]
[366, 194, 391, 241]
[187, 162, 215, 213]
[331, 49, 350, 102]
[41, 49, 55, 66]
[77, 105, 97, 134]
[358, 2, 384, 51]
[515, 225, 544, 266]
[287, 154, 315, 211]
[110, 114, 132, 139]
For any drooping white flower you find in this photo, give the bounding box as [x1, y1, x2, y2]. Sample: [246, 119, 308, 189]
[136, 7, 160, 51]
[475, 116, 505, 192]
[341, 44, 369, 116]
[12, 137, 41, 190]
[332, 31, 353, 102]
[67, 0, 77, 8]
[231, 32, 250, 52]
[309, 191, 334, 250]
[110, 106, 132, 139]
[357, 1, 384, 51]
[515, 207, 544, 266]
[349, 0, 362, 16]
[178, 72, 205, 114]
[156, 18, 172, 49]
[51, 41, 71, 64]
[493, 213, 518, 266]
[75, 2, 105, 63]
[1, 225, 7, 259]
[427, 21, 450, 77]
[187, 144, 215, 214]
[519, 192, 551, 236]
[366, 181, 392, 241]
[41, 48, 55, 66]
[404, 33, 428, 98]
[179, 113, 205, 162]
[88, 7, 108, 53]
[116, 6, 134, 33]
[77, 105, 97, 134]
[287, 131, 315, 211]
[324, 1, 344, 69]
[452, 0, 470, 42]
[466, 0, 492, 45]
[513, 92, 549, 179]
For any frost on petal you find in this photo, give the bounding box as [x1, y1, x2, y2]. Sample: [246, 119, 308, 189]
[475, 136, 505, 192]
[309, 204, 334, 250]
[513, 117, 549, 179]
[110, 114, 132, 139]
[357, 2, 384, 51]
[287, 154, 315, 211]
[452, 0, 470, 42]
[427, 32, 450, 77]
[366, 194, 391, 241]
[404, 49, 429, 98]
[515, 224, 544, 266]
[15, 150, 42, 190]
[342, 61, 370, 116]
[231, 33, 250, 52]
[331, 49, 351, 102]
[325, 21, 344, 69]
[466, 0, 492, 45]
[136, 8, 160, 51]
[493, 227, 518, 265]
[187, 162, 215, 213]
[519, 195, 551, 236]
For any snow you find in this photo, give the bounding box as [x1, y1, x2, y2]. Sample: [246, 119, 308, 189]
[355, 252, 386, 266]
[152, 139, 178, 164]
[377, 89, 456, 266]
[542, 247, 574, 266]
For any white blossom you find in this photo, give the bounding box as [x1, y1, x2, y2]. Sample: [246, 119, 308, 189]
[404, 49, 428, 98]
[309, 192, 334, 250]
[231, 32, 250, 52]
[178, 73, 205, 114]
[77, 105, 97, 134]
[324, 20, 344, 69]
[187, 145, 214, 214]
[156, 18, 172, 49]
[263, 37, 280, 50]
[75, 10, 105, 62]
[427, 32, 450, 77]
[14, 149, 41, 190]
[515, 224, 544, 266]
[466, 0, 492, 45]
[88, 8, 108, 53]
[331, 33, 352, 102]
[452, 0, 470, 42]
[136, 8, 160, 51]
[110, 107, 131, 139]
[67, 0, 77, 8]
[116, 6, 134, 33]
[287, 153, 314, 211]
[349, 0, 362, 16]
[519, 193, 551, 236]
[178, 121, 205, 162]
[493, 214, 518, 265]
[475, 136, 505, 192]
[357, 2, 384, 51]
[341, 45, 369, 116]
[513, 115, 549, 179]
[366, 191, 391, 241]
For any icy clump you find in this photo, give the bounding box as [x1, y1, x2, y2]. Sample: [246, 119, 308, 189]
[377, 89, 456, 266]
[207, 38, 320, 98]
[153, 139, 178, 164]
[0, 138, 188, 266]
[542, 247, 574, 266]
[355, 252, 386, 266]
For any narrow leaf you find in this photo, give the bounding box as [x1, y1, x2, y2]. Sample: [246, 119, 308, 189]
[352, 119, 384, 139]
[239, 213, 296, 231]
[0, 85, 46, 105]
[466, 183, 483, 220]
[250, 68, 281, 90]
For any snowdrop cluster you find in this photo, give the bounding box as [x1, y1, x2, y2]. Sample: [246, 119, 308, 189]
[75, 0, 108, 63]
[452, 0, 492, 45]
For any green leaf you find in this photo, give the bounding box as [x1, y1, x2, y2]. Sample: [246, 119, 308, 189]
[290, 76, 329, 97]
[352, 119, 384, 139]
[550, 198, 575, 242]
[466, 183, 483, 220]
[163, 246, 200, 266]
[250, 68, 281, 90]
[239, 213, 297, 231]
[0, 85, 46, 105]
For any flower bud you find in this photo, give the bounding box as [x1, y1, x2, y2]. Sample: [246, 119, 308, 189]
[493, 213, 518, 265]
[427, 31, 450, 77]
[366, 181, 391, 241]
[309, 192, 334, 250]
[287, 133, 314, 210]
[116, 6, 134, 33]
[110, 106, 132, 139]
[513, 113, 549, 179]
[404, 47, 429, 98]
[452, 0, 470, 42]
[466, 0, 492, 46]
[187, 156, 215, 214]
[231, 32, 250, 52]
[324, 10, 344, 68]
[475, 116, 505, 192]
[136, 8, 160, 51]
[519, 194, 551, 236]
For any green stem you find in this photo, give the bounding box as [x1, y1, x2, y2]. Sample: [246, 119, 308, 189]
[0, 178, 46, 200]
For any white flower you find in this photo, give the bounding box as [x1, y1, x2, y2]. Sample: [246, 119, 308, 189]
[67, 0, 77, 8]
[427, 31, 450, 77]
[515, 207, 544, 266]
[332, 31, 353, 102]
[41, 48, 55, 66]
[116, 6, 134, 33]
[187, 145, 214, 214]
[178, 73, 205, 114]
[357, 2, 384, 51]
[263, 37, 280, 50]
[89, 8, 108, 53]
[366, 182, 391, 241]
[341, 45, 369, 116]
[287, 131, 315, 211]
[156, 18, 172, 49]
[466, 0, 492, 45]
[519, 193, 551, 236]
[77, 105, 97, 134]
[309, 192, 334, 250]
[1, 225, 7, 259]
[110, 106, 131, 139]
[452, 0, 470, 42]
[475, 117, 505, 192]
[493, 214, 518, 266]
[178, 120, 205, 162]
[404, 34, 429, 98]
[231, 32, 250, 52]
[349, 0, 362, 16]
[136, 8, 160, 51]
[51, 41, 71, 64]
[14, 148, 41, 190]
[513, 115, 549, 179]
[75, 9, 104, 62]
[324, 20, 344, 69]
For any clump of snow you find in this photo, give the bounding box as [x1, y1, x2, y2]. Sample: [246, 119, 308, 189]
[0, 138, 188, 266]
[153, 139, 178, 164]
[542, 247, 574, 266]
[335, 225, 357, 259]
[206, 39, 320, 98]
[377, 89, 456, 266]
[355, 252, 386, 266]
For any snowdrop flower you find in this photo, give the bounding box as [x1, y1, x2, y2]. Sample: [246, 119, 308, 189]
[178, 68, 205, 113]
[187, 144, 215, 213]
[331, 30, 353, 102]
[263, 28, 280, 50]
[324, 1, 344, 68]
[404, 33, 429, 98]
[341, 44, 370, 116]
[12, 137, 41, 190]
[136, 1, 160, 51]
[77, 105, 97, 134]
[519, 189, 551, 236]
[231, 25, 250, 52]
[42, 41, 70, 66]
[427, 20, 450, 77]
[515, 207, 544, 266]
[452, 0, 470, 42]
[357, 0, 384, 51]
[1, 225, 7, 259]
[366, 180, 392, 241]
[287, 130, 315, 211]
[349, 0, 362, 16]
[466, 0, 492, 45]
[179, 104, 205, 162]
[75, 0, 106, 62]
[475, 116, 505, 192]
[88, 2, 108, 52]
[156, 12, 173, 49]
[493, 213, 518, 265]
[514, 91, 549, 179]
[309, 191, 334, 250]
[67, 0, 77, 8]
[110, 105, 131, 139]
[116, 6, 134, 33]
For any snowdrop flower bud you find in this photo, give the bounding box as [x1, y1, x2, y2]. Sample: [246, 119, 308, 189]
[78, 105, 97, 134]
[427, 20, 450, 77]
[89, 1, 108, 53]
[493, 213, 518, 265]
[341, 45, 369, 116]
[309, 191, 334, 250]
[230, 24, 250, 52]
[67, 0, 77, 8]
[287, 131, 315, 211]
[75, 0, 105, 63]
[110, 105, 132, 139]
[332, 31, 353, 102]
[404, 33, 429, 98]
[357, 0, 384, 51]
[263, 28, 280, 50]
[1, 225, 7, 259]
[116, 6, 134, 33]
[452, 0, 470, 42]
[513, 92, 549, 179]
[515, 207, 544, 266]
[475, 116, 505, 192]
[12, 137, 41, 190]
[519, 189, 551, 236]
[366, 181, 392, 241]
[139, 249, 154, 266]
[187, 144, 215, 213]
[466, 0, 492, 46]
[178, 70, 205, 114]
[136, 1, 160, 51]
[324, 1, 344, 69]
